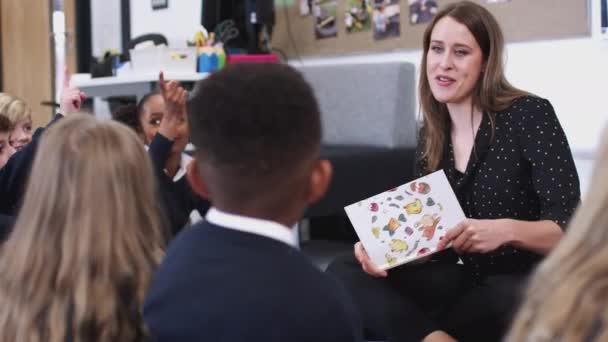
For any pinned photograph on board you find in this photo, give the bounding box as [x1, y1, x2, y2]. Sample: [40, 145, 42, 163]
[299, 0, 313, 16]
[314, 0, 338, 39]
[373, 0, 401, 41]
[345, 0, 373, 34]
[408, 0, 438, 25]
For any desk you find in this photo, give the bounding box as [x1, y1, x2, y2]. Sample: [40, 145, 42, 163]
[71, 72, 208, 100]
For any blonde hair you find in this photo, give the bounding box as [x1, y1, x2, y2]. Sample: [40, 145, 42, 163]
[507, 125, 608, 342]
[418, 1, 529, 171]
[0, 93, 32, 126]
[0, 114, 165, 341]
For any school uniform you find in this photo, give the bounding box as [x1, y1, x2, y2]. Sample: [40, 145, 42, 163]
[147, 133, 210, 238]
[144, 207, 363, 342]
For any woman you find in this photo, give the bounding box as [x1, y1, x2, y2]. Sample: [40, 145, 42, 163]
[113, 73, 209, 236]
[507, 126, 607, 341]
[0, 115, 165, 341]
[327, 2, 580, 341]
[0, 93, 33, 151]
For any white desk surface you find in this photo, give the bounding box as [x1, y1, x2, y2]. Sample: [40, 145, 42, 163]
[71, 72, 208, 88]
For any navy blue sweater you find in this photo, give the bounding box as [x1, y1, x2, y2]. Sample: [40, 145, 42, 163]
[144, 221, 362, 342]
[148, 134, 210, 237]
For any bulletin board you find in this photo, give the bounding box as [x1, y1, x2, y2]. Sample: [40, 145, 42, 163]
[272, 0, 590, 59]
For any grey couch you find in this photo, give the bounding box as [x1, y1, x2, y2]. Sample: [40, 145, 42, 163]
[296, 61, 419, 269]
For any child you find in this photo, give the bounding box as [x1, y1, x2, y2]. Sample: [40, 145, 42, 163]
[0, 115, 16, 169]
[0, 94, 33, 151]
[0, 115, 16, 238]
[112, 73, 209, 236]
[143, 63, 362, 341]
[0, 115, 164, 341]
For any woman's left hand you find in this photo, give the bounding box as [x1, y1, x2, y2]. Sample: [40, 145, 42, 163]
[437, 218, 513, 254]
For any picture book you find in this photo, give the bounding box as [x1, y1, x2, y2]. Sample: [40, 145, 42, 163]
[344, 170, 465, 270]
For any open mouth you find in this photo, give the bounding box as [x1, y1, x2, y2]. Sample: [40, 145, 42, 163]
[435, 75, 455, 86]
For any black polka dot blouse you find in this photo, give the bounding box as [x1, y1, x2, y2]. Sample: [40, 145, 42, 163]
[416, 96, 581, 278]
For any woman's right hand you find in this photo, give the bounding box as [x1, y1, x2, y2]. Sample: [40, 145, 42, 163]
[158, 71, 187, 141]
[354, 242, 388, 278]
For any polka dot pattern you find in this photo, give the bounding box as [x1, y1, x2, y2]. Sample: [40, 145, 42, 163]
[415, 96, 581, 278]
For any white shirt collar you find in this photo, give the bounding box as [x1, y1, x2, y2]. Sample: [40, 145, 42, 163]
[172, 153, 192, 182]
[205, 207, 298, 247]
[144, 143, 192, 182]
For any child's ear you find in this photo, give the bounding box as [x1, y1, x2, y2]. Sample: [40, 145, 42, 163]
[186, 159, 211, 199]
[307, 159, 333, 205]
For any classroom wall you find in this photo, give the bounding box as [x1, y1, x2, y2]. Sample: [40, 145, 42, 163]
[89, 0, 605, 194]
[129, 0, 202, 47]
[91, 0, 122, 57]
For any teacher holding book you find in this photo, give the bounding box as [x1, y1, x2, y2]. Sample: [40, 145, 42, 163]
[326, 2, 580, 342]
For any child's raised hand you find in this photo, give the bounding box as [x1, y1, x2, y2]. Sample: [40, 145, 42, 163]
[158, 71, 188, 141]
[60, 66, 86, 115]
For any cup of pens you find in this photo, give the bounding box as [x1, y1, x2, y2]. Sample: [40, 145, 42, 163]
[190, 27, 227, 73]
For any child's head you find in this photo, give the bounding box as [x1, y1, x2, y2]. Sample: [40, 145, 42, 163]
[187, 63, 332, 224]
[0, 93, 32, 151]
[0, 115, 16, 168]
[113, 91, 189, 154]
[0, 114, 164, 341]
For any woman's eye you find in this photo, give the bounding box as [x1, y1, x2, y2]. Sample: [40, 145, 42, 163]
[431, 46, 443, 53]
[151, 119, 162, 126]
[455, 50, 468, 56]
[24, 125, 32, 133]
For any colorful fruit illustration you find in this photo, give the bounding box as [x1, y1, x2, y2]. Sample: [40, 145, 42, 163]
[385, 253, 397, 266]
[404, 198, 423, 215]
[389, 239, 408, 253]
[372, 227, 380, 238]
[417, 182, 431, 194]
[405, 240, 420, 257]
[382, 218, 401, 236]
[409, 181, 431, 194]
[417, 248, 430, 256]
[415, 214, 441, 241]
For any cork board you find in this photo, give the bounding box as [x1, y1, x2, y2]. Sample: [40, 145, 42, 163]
[272, 0, 590, 58]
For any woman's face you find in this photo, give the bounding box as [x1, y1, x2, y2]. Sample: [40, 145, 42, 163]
[139, 94, 189, 153]
[0, 131, 16, 168]
[425, 16, 484, 106]
[9, 117, 33, 151]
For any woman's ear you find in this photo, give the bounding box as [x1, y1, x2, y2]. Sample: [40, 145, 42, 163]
[307, 159, 333, 205]
[186, 159, 211, 199]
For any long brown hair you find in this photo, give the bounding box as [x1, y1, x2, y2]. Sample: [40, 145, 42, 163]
[507, 126, 608, 341]
[418, 1, 528, 171]
[0, 115, 165, 341]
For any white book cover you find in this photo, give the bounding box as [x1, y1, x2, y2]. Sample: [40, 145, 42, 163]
[344, 170, 465, 270]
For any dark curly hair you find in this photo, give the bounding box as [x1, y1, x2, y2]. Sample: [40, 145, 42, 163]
[188, 63, 321, 203]
[111, 91, 161, 135]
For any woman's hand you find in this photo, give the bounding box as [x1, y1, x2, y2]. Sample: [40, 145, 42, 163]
[158, 71, 188, 141]
[354, 242, 388, 278]
[60, 67, 86, 115]
[437, 218, 513, 254]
